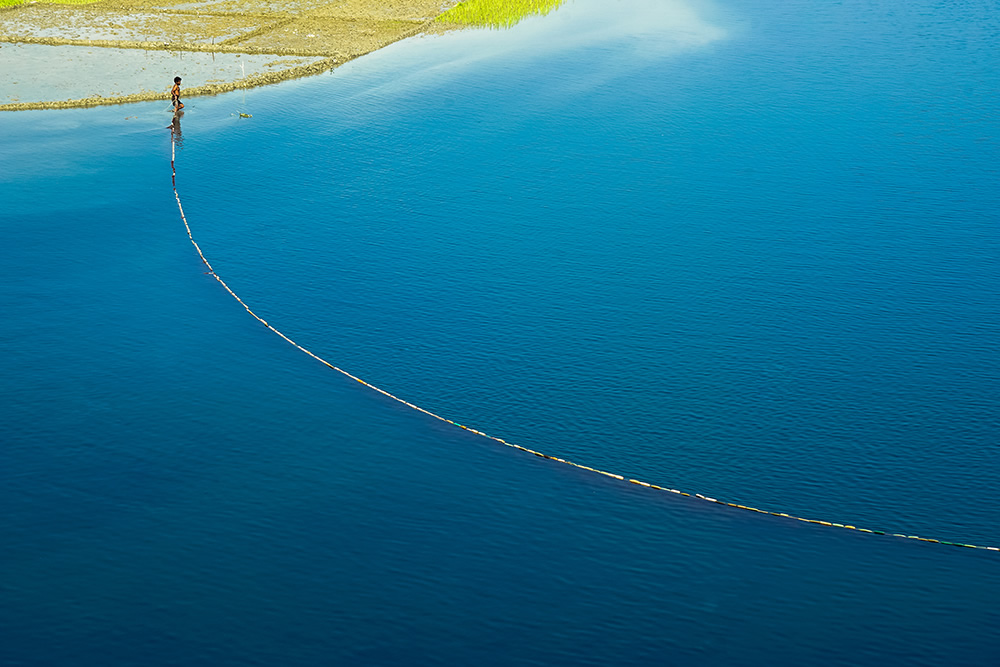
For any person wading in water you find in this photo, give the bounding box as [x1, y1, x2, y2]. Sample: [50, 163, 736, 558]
[171, 76, 184, 112]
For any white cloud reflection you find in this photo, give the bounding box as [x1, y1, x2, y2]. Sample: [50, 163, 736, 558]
[341, 0, 728, 104]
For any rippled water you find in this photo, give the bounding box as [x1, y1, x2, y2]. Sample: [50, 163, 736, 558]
[2, 0, 999, 664]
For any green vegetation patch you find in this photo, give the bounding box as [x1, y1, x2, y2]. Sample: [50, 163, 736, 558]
[436, 0, 564, 29]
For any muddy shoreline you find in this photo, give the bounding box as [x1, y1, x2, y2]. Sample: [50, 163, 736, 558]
[0, 0, 460, 111]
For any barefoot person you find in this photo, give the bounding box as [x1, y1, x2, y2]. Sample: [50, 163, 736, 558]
[171, 76, 184, 111]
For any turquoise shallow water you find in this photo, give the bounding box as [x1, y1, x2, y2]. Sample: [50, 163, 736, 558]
[2, 0, 999, 664]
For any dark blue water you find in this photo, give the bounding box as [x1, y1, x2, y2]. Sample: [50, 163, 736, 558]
[2, 0, 999, 664]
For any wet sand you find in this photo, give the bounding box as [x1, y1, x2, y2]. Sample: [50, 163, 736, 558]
[0, 0, 460, 110]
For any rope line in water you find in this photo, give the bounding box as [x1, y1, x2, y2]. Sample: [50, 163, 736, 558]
[169, 134, 998, 554]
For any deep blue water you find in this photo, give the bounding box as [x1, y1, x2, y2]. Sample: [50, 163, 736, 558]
[2, 0, 999, 664]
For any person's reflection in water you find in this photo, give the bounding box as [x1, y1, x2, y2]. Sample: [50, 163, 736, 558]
[169, 111, 184, 150]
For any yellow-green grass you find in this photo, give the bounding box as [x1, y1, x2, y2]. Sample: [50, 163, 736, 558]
[436, 0, 564, 29]
[1, 0, 100, 7]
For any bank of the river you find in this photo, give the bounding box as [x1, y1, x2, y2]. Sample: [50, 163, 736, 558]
[0, 0, 463, 110]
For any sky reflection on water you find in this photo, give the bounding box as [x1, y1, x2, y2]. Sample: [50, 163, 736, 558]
[355, 0, 728, 101]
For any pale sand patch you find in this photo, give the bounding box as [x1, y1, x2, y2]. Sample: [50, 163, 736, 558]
[0, 6, 259, 43]
[0, 0, 459, 111]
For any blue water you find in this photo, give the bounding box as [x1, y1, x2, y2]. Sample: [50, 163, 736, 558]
[2, 0, 999, 664]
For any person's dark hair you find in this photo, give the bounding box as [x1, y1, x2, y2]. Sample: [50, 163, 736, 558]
[174, 76, 182, 83]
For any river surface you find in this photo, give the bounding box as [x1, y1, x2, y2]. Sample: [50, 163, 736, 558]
[2, 0, 999, 664]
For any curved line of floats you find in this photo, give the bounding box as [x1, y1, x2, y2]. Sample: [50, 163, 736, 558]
[169, 132, 997, 554]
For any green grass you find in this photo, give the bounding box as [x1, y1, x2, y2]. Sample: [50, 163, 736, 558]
[436, 0, 565, 29]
